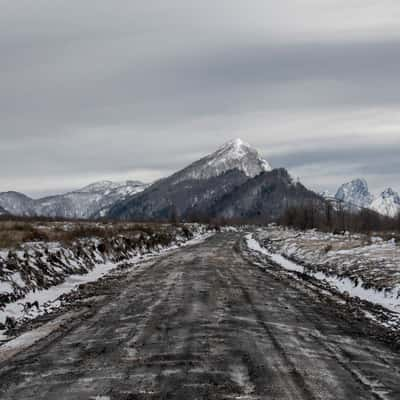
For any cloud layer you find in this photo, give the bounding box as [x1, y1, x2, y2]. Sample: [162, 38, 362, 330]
[1, 1, 399, 197]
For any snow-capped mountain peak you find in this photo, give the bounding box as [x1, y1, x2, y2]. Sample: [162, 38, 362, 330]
[0, 180, 148, 219]
[217, 138, 252, 158]
[211, 138, 271, 171]
[172, 138, 272, 183]
[381, 187, 399, 199]
[335, 178, 374, 209]
[79, 180, 121, 193]
[79, 180, 145, 195]
[319, 190, 334, 199]
[0, 191, 35, 216]
[332, 179, 400, 218]
[370, 187, 400, 218]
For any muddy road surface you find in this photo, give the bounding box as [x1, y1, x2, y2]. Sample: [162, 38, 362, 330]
[0, 233, 399, 399]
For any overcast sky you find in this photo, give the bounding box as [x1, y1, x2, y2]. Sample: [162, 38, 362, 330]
[1, 0, 400, 198]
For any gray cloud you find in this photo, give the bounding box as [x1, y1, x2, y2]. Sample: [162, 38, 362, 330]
[268, 142, 400, 194]
[0, 1, 399, 197]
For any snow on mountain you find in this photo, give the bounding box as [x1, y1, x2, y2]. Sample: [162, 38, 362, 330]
[79, 180, 125, 194]
[171, 138, 272, 184]
[328, 179, 400, 218]
[0, 181, 148, 219]
[36, 180, 148, 219]
[0, 205, 9, 216]
[319, 190, 334, 199]
[1, 139, 272, 220]
[370, 188, 400, 218]
[0, 192, 36, 216]
[79, 180, 145, 195]
[107, 139, 275, 220]
[92, 181, 149, 218]
[335, 178, 374, 209]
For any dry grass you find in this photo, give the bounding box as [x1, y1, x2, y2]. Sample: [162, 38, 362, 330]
[0, 222, 49, 249]
[0, 219, 177, 249]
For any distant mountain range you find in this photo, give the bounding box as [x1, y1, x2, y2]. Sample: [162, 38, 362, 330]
[0, 180, 147, 219]
[1, 139, 398, 221]
[323, 178, 400, 218]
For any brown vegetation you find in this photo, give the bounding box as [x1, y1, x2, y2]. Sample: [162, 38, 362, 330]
[0, 218, 191, 249]
[279, 200, 400, 236]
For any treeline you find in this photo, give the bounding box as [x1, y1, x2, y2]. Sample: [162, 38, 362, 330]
[279, 200, 400, 234]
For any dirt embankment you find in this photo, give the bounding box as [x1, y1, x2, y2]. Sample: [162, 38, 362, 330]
[0, 223, 208, 322]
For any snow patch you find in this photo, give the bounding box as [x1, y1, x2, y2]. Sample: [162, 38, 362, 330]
[0, 226, 213, 340]
[245, 233, 400, 315]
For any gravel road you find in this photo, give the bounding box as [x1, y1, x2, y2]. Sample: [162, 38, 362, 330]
[0, 233, 399, 399]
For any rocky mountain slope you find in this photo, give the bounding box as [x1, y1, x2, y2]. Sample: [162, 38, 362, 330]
[106, 169, 250, 221]
[0, 206, 9, 216]
[210, 169, 323, 221]
[370, 188, 400, 218]
[107, 139, 269, 221]
[0, 192, 36, 216]
[0, 181, 147, 219]
[170, 138, 271, 184]
[335, 179, 374, 209]
[331, 179, 400, 218]
[107, 140, 322, 222]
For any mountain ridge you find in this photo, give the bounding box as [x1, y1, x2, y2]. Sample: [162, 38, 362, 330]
[0, 180, 147, 219]
[370, 188, 400, 218]
[2, 140, 399, 221]
[167, 138, 271, 185]
[335, 178, 374, 209]
[106, 139, 322, 222]
[327, 178, 400, 218]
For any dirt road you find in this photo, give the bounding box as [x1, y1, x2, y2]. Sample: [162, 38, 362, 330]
[0, 233, 399, 399]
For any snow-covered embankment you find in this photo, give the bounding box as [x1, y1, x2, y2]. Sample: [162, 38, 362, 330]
[0, 224, 212, 339]
[245, 232, 400, 328]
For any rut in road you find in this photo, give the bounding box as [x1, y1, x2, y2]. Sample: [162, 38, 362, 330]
[0, 233, 399, 400]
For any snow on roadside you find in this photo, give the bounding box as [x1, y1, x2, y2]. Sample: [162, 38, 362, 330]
[0, 311, 85, 362]
[0, 261, 117, 329]
[245, 233, 400, 319]
[259, 226, 400, 293]
[246, 234, 303, 273]
[0, 227, 213, 341]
